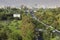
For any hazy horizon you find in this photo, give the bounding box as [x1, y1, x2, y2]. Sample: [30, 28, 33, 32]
[0, 0, 60, 8]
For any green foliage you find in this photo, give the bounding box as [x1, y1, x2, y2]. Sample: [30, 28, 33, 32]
[0, 7, 60, 40]
[0, 7, 22, 40]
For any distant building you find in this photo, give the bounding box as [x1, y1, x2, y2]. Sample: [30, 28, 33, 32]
[13, 14, 20, 18]
[0, 13, 21, 20]
[13, 13, 21, 20]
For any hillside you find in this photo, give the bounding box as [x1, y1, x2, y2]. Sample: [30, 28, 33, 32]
[0, 7, 60, 40]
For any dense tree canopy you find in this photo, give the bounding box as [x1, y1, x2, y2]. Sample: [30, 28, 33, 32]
[0, 7, 60, 40]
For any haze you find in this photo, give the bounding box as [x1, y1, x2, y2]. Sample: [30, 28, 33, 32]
[0, 0, 60, 8]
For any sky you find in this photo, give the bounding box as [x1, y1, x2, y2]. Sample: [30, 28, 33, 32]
[0, 0, 60, 8]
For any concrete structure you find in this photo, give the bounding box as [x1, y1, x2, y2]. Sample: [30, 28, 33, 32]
[13, 14, 20, 18]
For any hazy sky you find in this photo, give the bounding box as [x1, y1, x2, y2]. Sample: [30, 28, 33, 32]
[0, 0, 60, 8]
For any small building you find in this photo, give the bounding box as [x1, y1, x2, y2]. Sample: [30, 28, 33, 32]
[13, 14, 20, 18]
[0, 13, 22, 20]
[13, 13, 21, 20]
